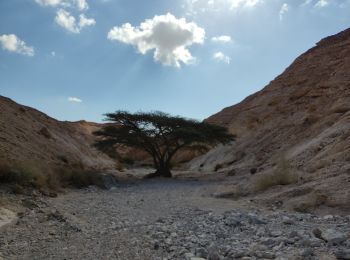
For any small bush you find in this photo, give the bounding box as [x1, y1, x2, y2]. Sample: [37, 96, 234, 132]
[254, 157, 298, 192]
[0, 161, 107, 191]
[0, 163, 34, 186]
[58, 169, 105, 188]
[293, 191, 329, 213]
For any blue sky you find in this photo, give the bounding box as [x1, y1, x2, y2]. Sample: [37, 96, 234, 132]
[0, 0, 349, 122]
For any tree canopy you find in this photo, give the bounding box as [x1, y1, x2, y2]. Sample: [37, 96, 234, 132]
[94, 111, 234, 178]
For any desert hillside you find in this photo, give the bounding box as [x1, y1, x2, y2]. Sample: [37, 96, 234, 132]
[0, 96, 115, 173]
[190, 28, 350, 212]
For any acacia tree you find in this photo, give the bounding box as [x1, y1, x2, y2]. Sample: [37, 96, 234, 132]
[94, 111, 234, 178]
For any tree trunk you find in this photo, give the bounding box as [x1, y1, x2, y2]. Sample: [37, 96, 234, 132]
[144, 161, 172, 178]
[155, 166, 172, 178]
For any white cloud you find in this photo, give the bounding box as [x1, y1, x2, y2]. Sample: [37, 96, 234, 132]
[301, 0, 313, 6]
[213, 51, 230, 64]
[55, 9, 79, 33]
[107, 13, 205, 68]
[75, 0, 88, 10]
[35, 0, 66, 7]
[185, 0, 262, 15]
[55, 9, 95, 33]
[279, 3, 289, 20]
[0, 34, 34, 56]
[68, 97, 82, 103]
[78, 14, 96, 28]
[35, 0, 88, 10]
[211, 35, 232, 43]
[51, 51, 56, 56]
[315, 0, 329, 7]
[229, 0, 262, 9]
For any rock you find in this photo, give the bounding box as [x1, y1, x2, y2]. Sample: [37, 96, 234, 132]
[320, 229, 347, 245]
[99, 174, 118, 190]
[207, 244, 221, 260]
[301, 248, 313, 258]
[0, 208, 17, 228]
[195, 247, 208, 258]
[250, 168, 257, 175]
[256, 226, 267, 236]
[300, 237, 324, 247]
[184, 252, 195, 260]
[335, 249, 350, 260]
[247, 214, 267, 225]
[231, 251, 247, 258]
[282, 216, 295, 225]
[153, 241, 160, 250]
[255, 251, 275, 259]
[289, 230, 299, 238]
[312, 228, 322, 239]
[261, 238, 278, 247]
[323, 215, 334, 220]
[190, 258, 206, 260]
[224, 217, 241, 227]
[270, 230, 283, 237]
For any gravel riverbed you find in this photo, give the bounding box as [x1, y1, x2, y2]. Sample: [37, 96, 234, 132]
[0, 179, 349, 260]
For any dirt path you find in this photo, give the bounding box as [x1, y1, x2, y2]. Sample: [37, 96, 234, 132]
[0, 178, 349, 260]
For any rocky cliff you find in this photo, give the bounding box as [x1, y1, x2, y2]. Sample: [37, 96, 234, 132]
[0, 96, 115, 174]
[190, 28, 350, 213]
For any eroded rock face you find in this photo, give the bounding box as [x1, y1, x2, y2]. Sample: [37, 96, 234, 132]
[189, 28, 350, 211]
[0, 96, 115, 173]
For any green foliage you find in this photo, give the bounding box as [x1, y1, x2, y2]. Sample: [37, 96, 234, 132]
[94, 111, 234, 177]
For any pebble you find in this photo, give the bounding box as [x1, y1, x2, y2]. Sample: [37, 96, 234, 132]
[0, 182, 349, 260]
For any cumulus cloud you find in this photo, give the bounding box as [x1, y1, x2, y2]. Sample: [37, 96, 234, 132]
[315, 0, 329, 7]
[35, 0, 88, 10]
[68, 97, 82, 103]
[211, 35, 232, 43]
[55, 9, 95, 33]
[279, 3, 289, 20]
[107, 13, 205, 67]
[213, 51, 230, 64]
[0, 34, 34, 56]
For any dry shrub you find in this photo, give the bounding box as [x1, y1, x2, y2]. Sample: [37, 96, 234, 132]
[0, 161, 35, 186]
[58, 169, 105, 188]
[0, 160, 107, 191]
[293, 190, 329, 213]
[254, 157, 298, 192]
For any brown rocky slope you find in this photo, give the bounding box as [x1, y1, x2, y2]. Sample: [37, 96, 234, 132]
[0, 96, 115, 177]
[189, 28, 350, 213]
